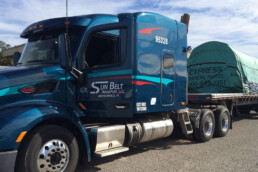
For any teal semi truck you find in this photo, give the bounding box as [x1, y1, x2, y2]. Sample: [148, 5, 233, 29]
[0, 12, 257, 172]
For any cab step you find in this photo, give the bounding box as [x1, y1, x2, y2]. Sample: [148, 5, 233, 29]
[94, 147, 129, 158]
[179, 112, 193, 135]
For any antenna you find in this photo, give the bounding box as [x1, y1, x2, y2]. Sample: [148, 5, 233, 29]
[66, 0, 69, 34]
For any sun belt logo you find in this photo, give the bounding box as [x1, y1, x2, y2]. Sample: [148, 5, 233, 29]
[90, 81, 109, 94]
[139, 27, 168, 45]
[90, 81, 124, 97]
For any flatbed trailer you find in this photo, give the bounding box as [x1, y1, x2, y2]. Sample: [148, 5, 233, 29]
[188, 93, 258, 113]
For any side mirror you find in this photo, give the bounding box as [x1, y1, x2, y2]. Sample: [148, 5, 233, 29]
[58, 33, 72, 70]
[13, 52, 21, 66]
[183, 46, 192, 53]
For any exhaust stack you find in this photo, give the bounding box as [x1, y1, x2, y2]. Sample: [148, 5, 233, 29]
[181, 13, 190, 33]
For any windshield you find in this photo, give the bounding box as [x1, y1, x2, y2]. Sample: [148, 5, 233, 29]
[18, 28, 84, 66]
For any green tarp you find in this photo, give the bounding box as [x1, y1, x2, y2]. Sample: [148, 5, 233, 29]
[188, 41, 258, 94]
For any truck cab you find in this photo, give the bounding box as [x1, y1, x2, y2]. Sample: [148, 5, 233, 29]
[0, 12, 188, 172]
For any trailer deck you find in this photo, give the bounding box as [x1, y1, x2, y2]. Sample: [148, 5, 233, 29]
[189, 93, 258, 101]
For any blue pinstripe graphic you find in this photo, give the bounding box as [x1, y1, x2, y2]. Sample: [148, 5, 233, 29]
[0, 77, 68, 97]
[132, 75, 173, 86]
[0, 70, 174, 96]
[87, 69, 173, 85]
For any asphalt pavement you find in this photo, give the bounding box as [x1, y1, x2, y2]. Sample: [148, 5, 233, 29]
[78, 111, 258, 172]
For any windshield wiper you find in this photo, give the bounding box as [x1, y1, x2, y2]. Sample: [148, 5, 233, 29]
[26, 60, 57, 65]
[27, 60, 44, 63]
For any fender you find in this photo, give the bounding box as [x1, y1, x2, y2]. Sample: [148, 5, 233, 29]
[0, 99, 91, 161]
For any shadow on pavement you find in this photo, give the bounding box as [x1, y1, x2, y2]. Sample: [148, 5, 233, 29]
[77, 136, 197, 172]
[233, 111, 258, 122]
[77, 111, 258, 171]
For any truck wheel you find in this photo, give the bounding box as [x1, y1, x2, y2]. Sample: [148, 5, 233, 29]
[214, 107, 230, 137]
[194, 109, 215, 142]
[15, 125, 79, 172]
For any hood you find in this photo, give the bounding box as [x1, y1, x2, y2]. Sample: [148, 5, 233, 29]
[0, 66, 47, 91]
[0, 65, 65, 97]
[0, 66, 40, 76]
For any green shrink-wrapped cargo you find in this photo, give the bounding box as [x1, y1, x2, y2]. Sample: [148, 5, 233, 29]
[188, 41, 258, 94]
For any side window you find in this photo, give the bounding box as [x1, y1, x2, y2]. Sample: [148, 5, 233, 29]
[85, 29, 125, 68]
[163, 53, 174, 70]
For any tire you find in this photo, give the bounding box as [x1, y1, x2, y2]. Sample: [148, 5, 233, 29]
[194, 109, 215, 142]
[15, 125, 79, 172]
[214, 107, 230, 137]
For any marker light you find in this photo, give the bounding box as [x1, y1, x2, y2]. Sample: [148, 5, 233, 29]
[180, 102, 185, 106]
[16, 131, 27, 143]
[79, 103, 87, 110]
[39, 25, 44, 28]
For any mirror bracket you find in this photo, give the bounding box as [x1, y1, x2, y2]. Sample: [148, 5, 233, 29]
[70, 67, 87, 83]
[59, 33, 87, 84]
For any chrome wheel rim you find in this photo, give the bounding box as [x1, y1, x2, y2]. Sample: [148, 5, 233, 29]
[37, 139, 69, 172]
[222, 113, 229, 132]
[204, 115, 213, 136]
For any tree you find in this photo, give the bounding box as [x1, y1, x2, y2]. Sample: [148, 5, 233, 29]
[0, 40, 12, 66]
[0, 40, 11, 55]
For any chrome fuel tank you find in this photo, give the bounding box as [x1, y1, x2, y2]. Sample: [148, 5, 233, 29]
[140, 119, 173, 142]
[126, 118, 174, 145]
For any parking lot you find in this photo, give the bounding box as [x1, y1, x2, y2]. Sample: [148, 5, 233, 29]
[78, 112, 258, 172]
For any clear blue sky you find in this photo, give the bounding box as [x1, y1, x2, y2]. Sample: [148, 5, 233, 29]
[0, 0, 258, 58]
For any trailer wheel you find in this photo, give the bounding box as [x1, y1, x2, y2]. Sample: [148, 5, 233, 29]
[15, 125, 79, 172]
[194, 109, 215, 142]
[214, 107, 230, 137]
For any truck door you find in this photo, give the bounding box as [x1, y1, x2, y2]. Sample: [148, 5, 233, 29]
[77, 27, 133, 118]
[161, 50, 175, 105]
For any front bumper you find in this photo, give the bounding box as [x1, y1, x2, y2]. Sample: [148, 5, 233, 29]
[0, 150, 17, 172]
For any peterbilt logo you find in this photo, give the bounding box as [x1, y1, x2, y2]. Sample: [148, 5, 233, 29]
[20, 86, 35, 94]
[80, 87, 87, 94]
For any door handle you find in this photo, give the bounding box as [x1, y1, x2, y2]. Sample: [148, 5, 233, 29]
[114, 104, 128, 109]
[169, 94, 173, 102]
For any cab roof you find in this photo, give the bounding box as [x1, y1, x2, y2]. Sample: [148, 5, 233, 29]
[20, 14, 117, 38]
[21, 12, 182, 38]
